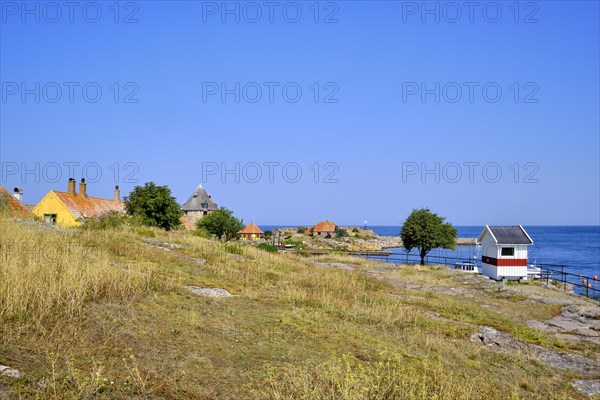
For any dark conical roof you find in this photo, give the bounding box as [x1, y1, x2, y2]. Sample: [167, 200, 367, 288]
[181, 184, 218, 211]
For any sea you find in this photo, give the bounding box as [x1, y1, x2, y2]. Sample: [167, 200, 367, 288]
[261, 225, 600, 287]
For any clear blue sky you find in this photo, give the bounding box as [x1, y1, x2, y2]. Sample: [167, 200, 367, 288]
[1, 1, 599, 226]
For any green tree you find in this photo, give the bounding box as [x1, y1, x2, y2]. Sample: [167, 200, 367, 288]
[400, 208, 457, 265]
[196, 208, 244, 241]
[124, 182, 182, 230]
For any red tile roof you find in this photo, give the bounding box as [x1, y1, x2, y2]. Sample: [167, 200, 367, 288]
[313, 221, 337, 233]
[53, 191, 124, 219]
[238, 223, 263, 235]
[0, 186, 32, 217]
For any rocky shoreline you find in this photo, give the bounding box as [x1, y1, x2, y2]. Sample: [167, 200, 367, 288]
[273, 226, 476, 252]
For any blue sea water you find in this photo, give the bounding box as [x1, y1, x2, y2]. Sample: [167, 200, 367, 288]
[369, 226, 599, 278]
[261, 225, 600, 283]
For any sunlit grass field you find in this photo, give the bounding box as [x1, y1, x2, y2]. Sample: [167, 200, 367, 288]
[0, 215, 593, 399]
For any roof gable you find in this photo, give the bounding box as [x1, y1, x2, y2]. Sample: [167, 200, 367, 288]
[238, 223, 263, 235]
[479, 225, 533, 245]
[181, 184, 218, 212]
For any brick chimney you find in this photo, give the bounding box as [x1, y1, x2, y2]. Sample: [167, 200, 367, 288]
[79, 178, 87, 198]
[67, 178, 76, 195]
[114, 185, 121, 202]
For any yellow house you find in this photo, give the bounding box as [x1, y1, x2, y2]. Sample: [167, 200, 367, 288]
[32, 178, 124, 227]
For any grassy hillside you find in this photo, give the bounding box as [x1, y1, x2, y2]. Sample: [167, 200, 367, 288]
[0, 215, 597, 399]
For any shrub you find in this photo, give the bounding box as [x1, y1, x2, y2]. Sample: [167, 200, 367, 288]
[297, 226, 307, 234]
[352, 227, 359, 233]
[256, 243, 278, 253]
[125, 182, 182, 230]
[191, 227, 211, 239]
[336, 228, 349, 237]
[196, 208, 244, 241]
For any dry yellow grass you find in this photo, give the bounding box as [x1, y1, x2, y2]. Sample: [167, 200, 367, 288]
[0, 215, 592, 399]
[0, 218, 170, 329]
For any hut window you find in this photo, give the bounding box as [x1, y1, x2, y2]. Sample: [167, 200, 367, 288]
[501, 247, 515, 256]
[44, 214, 57, 225]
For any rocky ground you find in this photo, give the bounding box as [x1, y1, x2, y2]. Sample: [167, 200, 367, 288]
[317, 261, 600, 397]
[277, 227, 475, 252]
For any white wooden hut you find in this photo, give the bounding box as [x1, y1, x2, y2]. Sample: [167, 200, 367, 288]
[478, 225, 533, 281]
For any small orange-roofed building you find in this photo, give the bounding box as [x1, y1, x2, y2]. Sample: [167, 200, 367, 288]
[309, 221, 337, 238]
[32, 178, 124, 227]
[238, 223, 264, 241]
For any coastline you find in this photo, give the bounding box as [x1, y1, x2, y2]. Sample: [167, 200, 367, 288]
[269, 226, 477, 252]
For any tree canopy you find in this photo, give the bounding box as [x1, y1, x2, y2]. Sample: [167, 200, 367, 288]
[400, 208, 457, 265]
[196, 208, 244, 241]
[124, 182, 182, 230]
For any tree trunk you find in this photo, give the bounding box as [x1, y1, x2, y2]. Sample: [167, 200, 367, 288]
[420, 249, 427, 265]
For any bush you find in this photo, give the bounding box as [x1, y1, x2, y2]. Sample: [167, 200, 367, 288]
[264, 230, 273, 238]
[125, 182, 182, 230]
[352, 227, 359, 233]
[191, 227, 211, 239]
[336, 228, 349, 237]
[256, 243, 277, 253]
[196, 208, 244, 241]
[296, 226, 307, 234]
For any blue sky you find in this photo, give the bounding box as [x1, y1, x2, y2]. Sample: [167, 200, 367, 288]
[1, 1, 599, 226]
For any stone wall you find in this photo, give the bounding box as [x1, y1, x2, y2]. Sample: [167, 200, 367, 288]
[183, 210, 211, 225]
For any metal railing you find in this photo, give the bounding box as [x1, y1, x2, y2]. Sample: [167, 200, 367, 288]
[362, 252, 600, 301]
[533, 264, 600, 300]
[364, 251, 475, 268]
